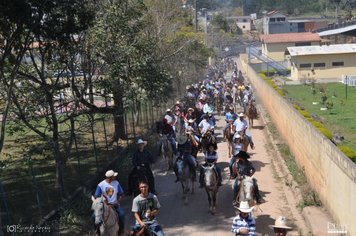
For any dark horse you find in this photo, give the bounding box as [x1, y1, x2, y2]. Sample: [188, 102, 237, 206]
[128, 166, 151, 197]
[200, 130, 217, 152]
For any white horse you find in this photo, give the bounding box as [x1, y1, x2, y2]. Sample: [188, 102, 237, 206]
[202, 164, 218, 214]
[91, 196, 119, 236]
[159, 134, 174, 171]
[177, 158, 195, 205]
[238, 176, 255, 207]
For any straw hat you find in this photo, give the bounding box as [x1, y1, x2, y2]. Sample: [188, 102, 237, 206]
[233, 133, 241, 141]
[188, 107, 194, 112]
[270, 216, 292, 229]
[166, 108, 171, 112]
[177, 135, 188, 145]
[237, 201, 254, 213]
[238, 113, 245, 117]
[188, 119, 195, 123]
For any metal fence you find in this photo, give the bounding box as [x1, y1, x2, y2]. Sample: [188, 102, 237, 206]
[0, 95, 176, 233]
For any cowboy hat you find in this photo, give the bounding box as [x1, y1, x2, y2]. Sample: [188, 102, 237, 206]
[238, 113, 245, 117]
[233, 133, 241, 140]
[237, 201, 254, 213]
[188, 107, 194, 112]
[188, 119, 195, 123]
[235, 151, 250, 159]
[136, 139, 147, 145]
[105, 170, 118, 178]
[176, 101, 180, 104]
[166, 108, 172, 112]
[270, 216, 292, 229]
[177, 135, 188, 145]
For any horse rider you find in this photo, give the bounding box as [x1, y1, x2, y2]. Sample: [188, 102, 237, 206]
[94, 170, 125, 234]
[185, 119, 199, 143]
[231, 201, 256, 236]
[270, 216, 293, 236]
[232, 113, 255, 149]
[199, 144, 222, 188]
[164, 109, 177, 132]
[131, 181, 165, 236]
[229, 133, 244, 178]
[173, 133, 197, 183]
[231, 151, 262, 204]
[198, 114, 213, 137]
[160, 118, 177, 154]
[128, 139, 156, 195]
[184, 107, 196, 124]
[223, 107, 236, 137]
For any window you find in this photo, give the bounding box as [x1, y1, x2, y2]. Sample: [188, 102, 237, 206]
[270, 18, 276, 22]
[332, 62, 344, 66]
[277, 17, 286, 22]
[243, 19, 247, 22]
[295, 42, 311, 46]
[300, 63, 311, 68]
[314, 63, 325, 67]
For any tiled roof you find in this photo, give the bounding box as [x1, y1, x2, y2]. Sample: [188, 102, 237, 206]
[287, 44, 356, 56]
[260, 32, 321, 44]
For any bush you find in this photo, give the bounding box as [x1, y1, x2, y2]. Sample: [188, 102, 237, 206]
[338, 146, 356, 162]
[317, 127, 333, 140]
[299, 110, 310, 118]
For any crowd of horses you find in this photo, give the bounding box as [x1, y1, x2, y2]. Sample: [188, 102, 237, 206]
[155, 59, 259, 213]
[91, 58, 260, 235]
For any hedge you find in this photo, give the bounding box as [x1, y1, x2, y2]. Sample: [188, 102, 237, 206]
[338, 146, 356, 162]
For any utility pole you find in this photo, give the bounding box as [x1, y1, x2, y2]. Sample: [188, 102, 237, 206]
[194, 0, 198, 32]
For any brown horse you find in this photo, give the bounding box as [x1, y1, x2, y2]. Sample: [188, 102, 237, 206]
[238, 131, 254, 152]
[224, 122, 234, 157]
[246, 101, 258, 128]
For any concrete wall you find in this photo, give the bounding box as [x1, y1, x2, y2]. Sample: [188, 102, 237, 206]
[290, 53, 356, 81]
[241, 55, 356, 235]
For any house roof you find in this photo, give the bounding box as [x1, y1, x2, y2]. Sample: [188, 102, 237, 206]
[260, 32, 321, 44]
[266, 10, 283, 17]
[287, 43, 356, 56]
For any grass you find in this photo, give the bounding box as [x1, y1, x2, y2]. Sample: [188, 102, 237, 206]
[283, 83, 356, 161]
[266, 121, 322, 208]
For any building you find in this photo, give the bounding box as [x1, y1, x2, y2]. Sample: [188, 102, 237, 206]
[260, 32, 322, 61]
[285, 44, 356, 81]
[262, 10, 329, 35]
[236, 16, 252, 32]
[263, 10, 288, 34]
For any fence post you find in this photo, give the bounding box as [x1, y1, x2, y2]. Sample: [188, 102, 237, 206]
[27, 155, 43, 219]
[73, 132, 82, 184]
[145, 100, 149, 131]
[131, 101, 136, 140]
[90, 115, 99, 173]
[0, 181, 12, 235]
[102, 118, 109, 151]
[124, 111, 129, 146]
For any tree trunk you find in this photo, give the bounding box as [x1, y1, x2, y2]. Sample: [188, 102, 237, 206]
[52, 141, 66, 198]
[112, 93, 126, 141]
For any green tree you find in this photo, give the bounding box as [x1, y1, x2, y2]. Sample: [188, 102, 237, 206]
[1, 0, 93, 197]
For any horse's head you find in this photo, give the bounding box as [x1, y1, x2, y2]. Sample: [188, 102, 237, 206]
[91, 195, 104, 226]
[202, 164, 216, 187]
[242, 176, 254, 201]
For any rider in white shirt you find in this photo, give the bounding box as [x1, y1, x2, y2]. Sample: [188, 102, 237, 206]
[233, 113, 248, 134]
[198, 115, 212, 136]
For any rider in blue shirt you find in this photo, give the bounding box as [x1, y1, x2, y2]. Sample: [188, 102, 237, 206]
[95, 170, 125, 233]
